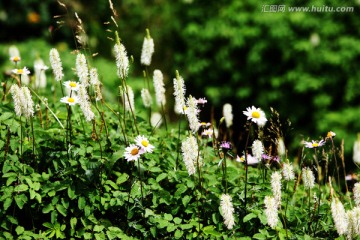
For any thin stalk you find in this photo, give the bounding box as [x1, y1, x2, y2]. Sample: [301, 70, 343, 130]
[30, 118, 36, 161]
[29, 88, 64, 129]
[340, 139, 348, 193]
[137, 158, 144, 213]
[20, 116, 23, 156]
[244, 122, 252, 210]
[307, 188, 311, 234]
[175, 117, 182, 169]
[224, 154, 228, 194]
[330, 138, 340, 189]
[161, 103, 168, 131]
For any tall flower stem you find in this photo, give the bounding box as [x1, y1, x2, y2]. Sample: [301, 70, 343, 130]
[244, 122, 252, 210]
[137, 158, 144, 211]
[330, 138, 340, 189]
[224, 154, 228, 194]
[161, 103, 168, 131]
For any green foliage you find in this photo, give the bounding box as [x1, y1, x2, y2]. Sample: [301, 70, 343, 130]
[0, 0, 359, 239]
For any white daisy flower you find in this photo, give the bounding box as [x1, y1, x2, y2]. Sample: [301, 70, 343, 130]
[60, 96, 79, 106]
[124, 144, 144, 161]
[12, 67, 30, 75]
[303, 140, 325, 148]
[135, 135, 155, 153]
[243, 106, 267, 127]
[63, 81, 80, 91]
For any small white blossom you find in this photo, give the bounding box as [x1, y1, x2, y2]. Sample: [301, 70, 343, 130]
[173, 72, 186, 114]
[252, 140, 264, 161]
[243, 106, 267, 127]
[181, 136, 199, 176]
[150, 112, 162, 128]
[153, 69, 166, 106]
[9, 45, 21, 63]
[353, 136, 360, 164]
[10, 85, 34, 119]
[185, 96, 200, 133]
[77, 84, 95, 121]
[76, 53, 89, 87]
[331, 198, 348, 236]
[34, 58, 48, 89]
[264, 196, 278, 229]
[302, 167, 315, 189]
[282, 162, 295, 181]
[140, 30, 155, 66]
[141, 88, 152, 108]
[354, 183, 360, 207]
[121, 85, 135, 113]
[223, 103, 233, 128]
[113, 43, 129, 79]
[220, 194, 235, 230]
[271, 171, 282, 207]
[49, 48, 64, 81]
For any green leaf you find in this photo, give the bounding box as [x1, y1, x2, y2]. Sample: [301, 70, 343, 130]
[156, 173, 168, 182]
[78, 197, 86, 210]
[93, 225, 105, 232]
[253, 233, 267, 240]
[3, 197, 13, 211]
[164, 213, 173, 221]
[116, 173, 129, 185]
[15, 226, 25, 235]
[70, 217, 77, 229]
[105, 180, 119, 190]
[42, 204, 54, 214]
[182, 195, 191, 206]
[243, 213, 257, 223]
[67, 186, 76, 200]
[14, 184, 29, 192]
[0, 112, 13, 121]
[180, 224, 193, 230]
[14, 194, 27, 209]
[56, 204, 67, 217]
[203, 225, 221, 236]
[166, 223, 177, 232]
[6, 176, 17, 186]
[174, 229, 183, 239]
[173, 217, 182, 224]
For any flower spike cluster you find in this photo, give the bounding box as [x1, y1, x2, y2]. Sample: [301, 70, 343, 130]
[124, 135, 155, 162]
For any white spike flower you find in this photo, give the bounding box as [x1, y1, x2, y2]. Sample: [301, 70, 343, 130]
[302, 167, 315, 189]
[223, 103, 233, 128]
[10, 85, 34, 119]
[89, 68, 100, 85]
[185, 95, 200, 133]
[113, 42, 129, 79]
[150, 112, 162, 128]
[77, 84, 95, 121]
[220, 194, 235, 230]
[282, 162, 295, 181]
[141, 88, 152, 108]
[277, 137, 286, 156]
[271, 171, 282, 207]
[34, 58, 48, 89]
[49, 48, 64, 81]
[153, 69, 166, 106]
[252, 140, 264, 161]
[173, 72, 186, 114]
[331, 198, 348, 236]
[353, 136, 360, 164]
[140, 30, 155, 66]
[76, 53, 89, 87]
[264, 196, 278, 229]
[121, 85, 135, 113]
[354, 183, 360, 207]
[181, 135, 199, 176]
[349, 207, 360, 237]
[243, 106, 267, 127]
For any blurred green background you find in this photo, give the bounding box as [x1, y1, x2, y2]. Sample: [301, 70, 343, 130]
[1, 0, 360, 160]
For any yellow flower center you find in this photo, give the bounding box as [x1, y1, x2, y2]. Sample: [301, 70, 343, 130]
[312, 143, 319, 147]
[17, 69, 24, 74]
[141, 140, 149, 147]
[251, 111, 260, 118]
[131, 148, 139, 155]
[68, 97, 75, 103]
[13, 56, 20, 62]
[70, 82, 77, 87]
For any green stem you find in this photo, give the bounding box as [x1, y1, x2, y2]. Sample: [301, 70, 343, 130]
[244, 122, 252, 210]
